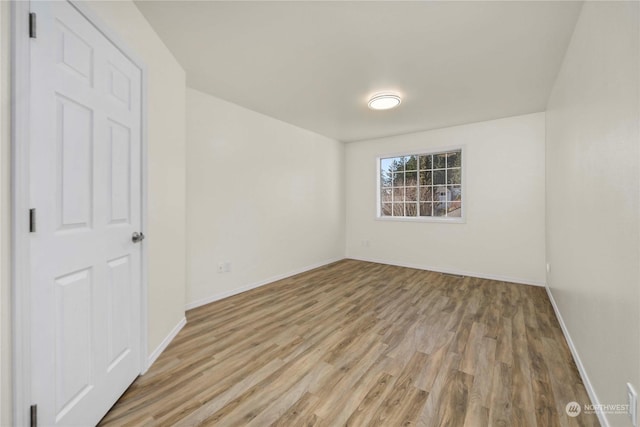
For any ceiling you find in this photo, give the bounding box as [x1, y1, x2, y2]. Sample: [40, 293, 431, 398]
[134, 1, 583, 142]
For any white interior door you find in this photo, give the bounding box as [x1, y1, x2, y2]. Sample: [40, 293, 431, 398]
[29, 1, 143, 425]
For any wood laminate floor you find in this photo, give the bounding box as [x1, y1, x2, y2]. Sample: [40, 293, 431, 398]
[99, 260, 598, 427]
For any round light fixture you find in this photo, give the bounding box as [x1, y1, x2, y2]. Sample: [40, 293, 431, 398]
[368, 93, 402, 110]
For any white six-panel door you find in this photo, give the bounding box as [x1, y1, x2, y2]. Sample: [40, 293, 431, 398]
[29, 1, 143, 425]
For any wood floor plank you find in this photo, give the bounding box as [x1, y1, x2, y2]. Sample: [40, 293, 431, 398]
[244, 361, 335, 427]
[345, 372, 395, 426]
[495, 316, 514, 366]
[99, 260, 599, 427]
[270, 392, 320, 427]
[367, 351, 429, 425]
[417, 352, 462, 427]
[312, 343, 388, 421]
[159, 357, 287, 426]
[463, 336, 496, 427]
[396, 386, 430, 426]
[488, 362, 513, 427]
[511, 306, 538, 427]
[460, 322, 485, 375]
[432, 368, 474, 427]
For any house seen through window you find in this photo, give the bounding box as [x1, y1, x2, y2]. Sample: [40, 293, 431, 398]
[379, 149, 463, 219]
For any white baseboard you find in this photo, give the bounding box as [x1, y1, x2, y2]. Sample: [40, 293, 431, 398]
[144, 316, 187, 373]
[185, 257, 343, 311]
[545, 284, 608, 427]
[347, 256, 545, 287]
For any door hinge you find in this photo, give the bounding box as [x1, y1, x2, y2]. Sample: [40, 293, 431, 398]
[29, 208, 36, 233]
[29, 13, 36, 38]
[30, 404, 37, 427]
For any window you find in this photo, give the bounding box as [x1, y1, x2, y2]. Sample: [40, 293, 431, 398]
[378, 148, 463, 220]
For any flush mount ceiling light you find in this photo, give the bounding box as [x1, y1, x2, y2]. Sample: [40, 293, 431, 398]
[368, 93, 402, 110]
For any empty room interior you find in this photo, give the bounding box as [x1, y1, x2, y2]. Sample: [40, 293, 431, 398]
[0, 0, 639, 426]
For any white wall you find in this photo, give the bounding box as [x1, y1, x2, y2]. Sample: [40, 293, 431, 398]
[186, 88, 344, 308]
[1, 1, 187, 423]
[1, 2, 10, 425]
[546, 2, 640, 425]
[345, 112, 546, 285]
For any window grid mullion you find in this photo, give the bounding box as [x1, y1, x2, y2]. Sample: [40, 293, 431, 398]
[379, 149, 461, 219]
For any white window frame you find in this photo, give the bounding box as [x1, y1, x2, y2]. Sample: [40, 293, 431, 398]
[376, 146, 466, 223]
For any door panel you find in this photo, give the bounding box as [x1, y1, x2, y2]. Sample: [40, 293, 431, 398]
[108, 120, 132, 225]
[56, 95, 94, 231]
[106, 255, 132, 372]
[56, 20, 94, 84]
[29, 1, 143, 425]
[54, 268, 94, 419]
[108, 64, 131, 108]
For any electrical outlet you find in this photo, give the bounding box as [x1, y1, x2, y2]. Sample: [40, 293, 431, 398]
[361, 240, 370, 247]
[628, 383, 637, 426]
[224, 262, 232, 273]
[217, 263, 224, 273]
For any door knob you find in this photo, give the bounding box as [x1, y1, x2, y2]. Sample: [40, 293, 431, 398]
[132, 232, 145, 243]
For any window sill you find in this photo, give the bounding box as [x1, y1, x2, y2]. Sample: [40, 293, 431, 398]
[375, 216, 466, 224]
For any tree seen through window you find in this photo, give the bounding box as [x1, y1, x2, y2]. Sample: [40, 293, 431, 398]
[380, 149, 462, 218]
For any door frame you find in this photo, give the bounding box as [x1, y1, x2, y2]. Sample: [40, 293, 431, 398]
[11, 1, 149, 424]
